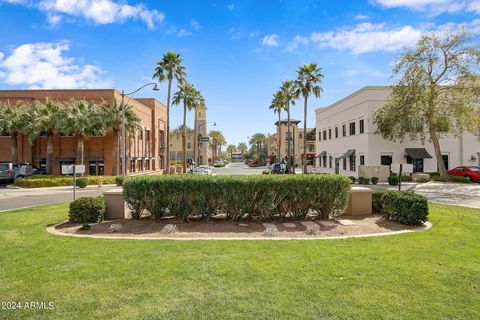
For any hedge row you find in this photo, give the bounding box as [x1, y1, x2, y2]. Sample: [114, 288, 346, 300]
[123, 175, 352, 221]
[14, 175, 118, 188]
[373, 190, 429, 225]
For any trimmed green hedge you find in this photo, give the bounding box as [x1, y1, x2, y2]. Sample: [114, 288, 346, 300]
[448, 175, 471, 183]
[14, 175, 118, 188]
[373, 190, 429, 225]
[69, 196, 105, 223]
[123, 175, 352, 221]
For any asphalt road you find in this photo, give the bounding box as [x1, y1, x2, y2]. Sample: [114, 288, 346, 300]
[0, 185, 119, 211]
[211, 162, 267, 175]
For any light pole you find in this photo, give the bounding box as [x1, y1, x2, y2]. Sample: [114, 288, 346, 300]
[196, 121, 216, 165]
[121, 82, 159, 177]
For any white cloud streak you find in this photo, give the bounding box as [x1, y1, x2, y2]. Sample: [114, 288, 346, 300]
[372, 0, 480, 15]
[0, 42, 113, 89]
[261, 34, 280, 47]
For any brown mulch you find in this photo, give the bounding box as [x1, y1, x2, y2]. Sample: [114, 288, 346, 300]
[55, 215, 421, 239]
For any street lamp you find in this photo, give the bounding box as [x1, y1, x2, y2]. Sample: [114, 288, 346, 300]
[197, 121, 216, 165]
[121, 82, 159, 177]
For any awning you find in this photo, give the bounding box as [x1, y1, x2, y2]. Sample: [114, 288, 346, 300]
[338, 149, 355, 159]
[57, 157, 75, 162]
[88, 157, 104, 161]
[316, 151, 327, 158]
[405, 148, 432, 159]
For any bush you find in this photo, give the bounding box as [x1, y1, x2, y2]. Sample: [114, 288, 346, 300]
[69, 196, 105, 223]
[371, 177, 379, 185]
[358, 177, 370, 185]
[115, 176, 124, 186]
[348, 176, 356, 184]
[449, 175, 471, 183]
[372, 190, 428, 225]
[432, 175, 446, 182]
[14, 175, 119, 188]
[76, 177, 88, 188]
[123, 175, 352, 221]
[388, 175, 399, 186]
[417, 177, 430, 183]
[400, 175, 412, 182]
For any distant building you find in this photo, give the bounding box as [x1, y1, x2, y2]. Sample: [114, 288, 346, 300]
[0, 89, 167, 176]
[315, 86, 480, 177]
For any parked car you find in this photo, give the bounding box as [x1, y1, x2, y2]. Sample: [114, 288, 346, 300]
[447, 166, 480, 182]
[0, 163, 15, 184]
[191, 167, 213, 175]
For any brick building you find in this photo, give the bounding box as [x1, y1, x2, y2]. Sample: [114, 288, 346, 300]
[0, 89, 167, 176]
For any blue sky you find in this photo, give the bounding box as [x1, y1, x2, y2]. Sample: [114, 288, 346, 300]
[0, 0, 479, 146]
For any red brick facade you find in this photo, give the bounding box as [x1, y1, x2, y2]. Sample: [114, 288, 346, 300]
[0, 89, 168, 176]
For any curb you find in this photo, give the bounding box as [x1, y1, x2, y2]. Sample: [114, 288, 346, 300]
[46, 221, 433, 241]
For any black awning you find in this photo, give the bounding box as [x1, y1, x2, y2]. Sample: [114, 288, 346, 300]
[57, 157, 75, 162]
[316, 151, 327, 158]
[338, 149, 355, 159]
[88, 157, 104, 161]
[405, 148, 432, 159]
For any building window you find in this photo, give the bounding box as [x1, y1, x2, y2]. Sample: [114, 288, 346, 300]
[328, 128, 332, 139]
[360, 155, 365, 166]
[442, 154, 449, 170]
[407, 156, 424, 173]
[381, 155, 392, 166]
[343, 158, 347, 170]
[89, 161, 96, 175]
[323, 155, 327, 168]
[139, 130, 143, 140]
[329, 156, 333, 168]
[335, 127, 338, 138]
[299, 133, 303, 139]
[98, 161, 104, 176]
[342, 124, 346, 137]
[146, 130, 151, 142]
[187, 142, 192, 149]
[349, 122, 356, 135]
[323, 130, 327, 140]
[359, 119, 365, 134]
[146, 160, 151, 171]
[318, 131, 321, 141]
[349, 155, 356, 171]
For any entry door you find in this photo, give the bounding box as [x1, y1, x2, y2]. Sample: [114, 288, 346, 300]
[335, 159, 340, 174]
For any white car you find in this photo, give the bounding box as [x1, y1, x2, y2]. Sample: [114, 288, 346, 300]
[191, 167, 213, 175]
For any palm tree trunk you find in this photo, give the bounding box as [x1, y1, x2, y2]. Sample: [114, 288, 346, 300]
[430, 127, 448, 180]
[112, 129, 119, 175]
[303, 96, 308, 174]
[182, 100, 187, 173]
[10, 133, 18, 163]
[287, 104, 292, 173]
[46, 132, 53, 175]
[166, 78, 172, 174]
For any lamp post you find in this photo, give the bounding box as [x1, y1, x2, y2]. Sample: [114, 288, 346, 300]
[196, 121, 216, 165]
[121, 82, 159, 177]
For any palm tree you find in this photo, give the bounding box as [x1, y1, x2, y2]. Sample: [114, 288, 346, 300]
[270, 91, 284, 162]
[280, 80, 296, 172]
[237, 142, 248, 155]
[294, 64, 324, 173]
[63, 100, 104, 167]
[152, 51, 186, 174]
[249, 133, 266, 164]
[0, 103, 23, 162]
[226, 144, 236, 154]
[173, 124, 195, 137]
[172, 81, 196, 173]
[101, 100, 141, 175]
[37, 100, 65, 174]
[209, 130, 225, 162]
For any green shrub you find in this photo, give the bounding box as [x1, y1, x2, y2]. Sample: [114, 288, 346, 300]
[449, 175, 471, 183]
[432, 175, 446, 182]
[115, 176, 125, 186]
[417, 177, 430, 183]
[371, 177, 379, 185]
[388, 175, 399, 186]
[80, 223, 91, 231]
[400, 175, 412, 182]
[348, 176, 356, 184]
[373, 190, 428, 225]
[123, 175, 351, 221]
[76, 177, 88, 188]
[14, 175, 119, 188]
[358, 177, 370, 185]
[68, 196, 105, 223]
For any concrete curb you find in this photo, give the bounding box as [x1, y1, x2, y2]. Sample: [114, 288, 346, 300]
[46, 221, 432, 241]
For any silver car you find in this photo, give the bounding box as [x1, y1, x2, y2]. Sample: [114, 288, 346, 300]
[191, 167, 213, 175]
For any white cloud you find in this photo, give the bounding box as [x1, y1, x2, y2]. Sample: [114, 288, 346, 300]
[262, 34, 280, 47]
[354, 14, 370, 20]
[286, 35, 309, 51]
[1, 0, 165, 28]
[371, 0, 480, 15]
[190, 19, 200, 30]
[0, 42, 113, 89]
[228, 27, 259, 40]
[227, 3, 235, 11]
[310, 22, 423, 54]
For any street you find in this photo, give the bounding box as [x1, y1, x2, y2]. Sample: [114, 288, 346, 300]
[211, 162, 267, 175]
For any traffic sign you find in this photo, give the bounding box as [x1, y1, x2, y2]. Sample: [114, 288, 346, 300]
[62, 165, 85, 175]
[200, 136, 210, 142]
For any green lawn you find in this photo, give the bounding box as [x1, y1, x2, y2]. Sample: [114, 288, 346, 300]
[0, 203, 479, 319]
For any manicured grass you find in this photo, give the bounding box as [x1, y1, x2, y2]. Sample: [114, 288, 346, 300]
[0, 203, 479, 319]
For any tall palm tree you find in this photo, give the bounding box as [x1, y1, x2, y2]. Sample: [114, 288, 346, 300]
[172, 81, 196, 173]
[237, 142, 248, 154]
[101, 101, 141, 175]
[37, 100, 65, 174]
[209, 130, 225, 162]
[280, 80, 297, 172]
[270, 91, 284, 162]
[63, 100, 104, 167]
[173, 124, 195, 137]
[294, 64, 324, 173]
[0, 103, 23, 162]
[152, 51, 186, 174]
[249, 133, 266, 164]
